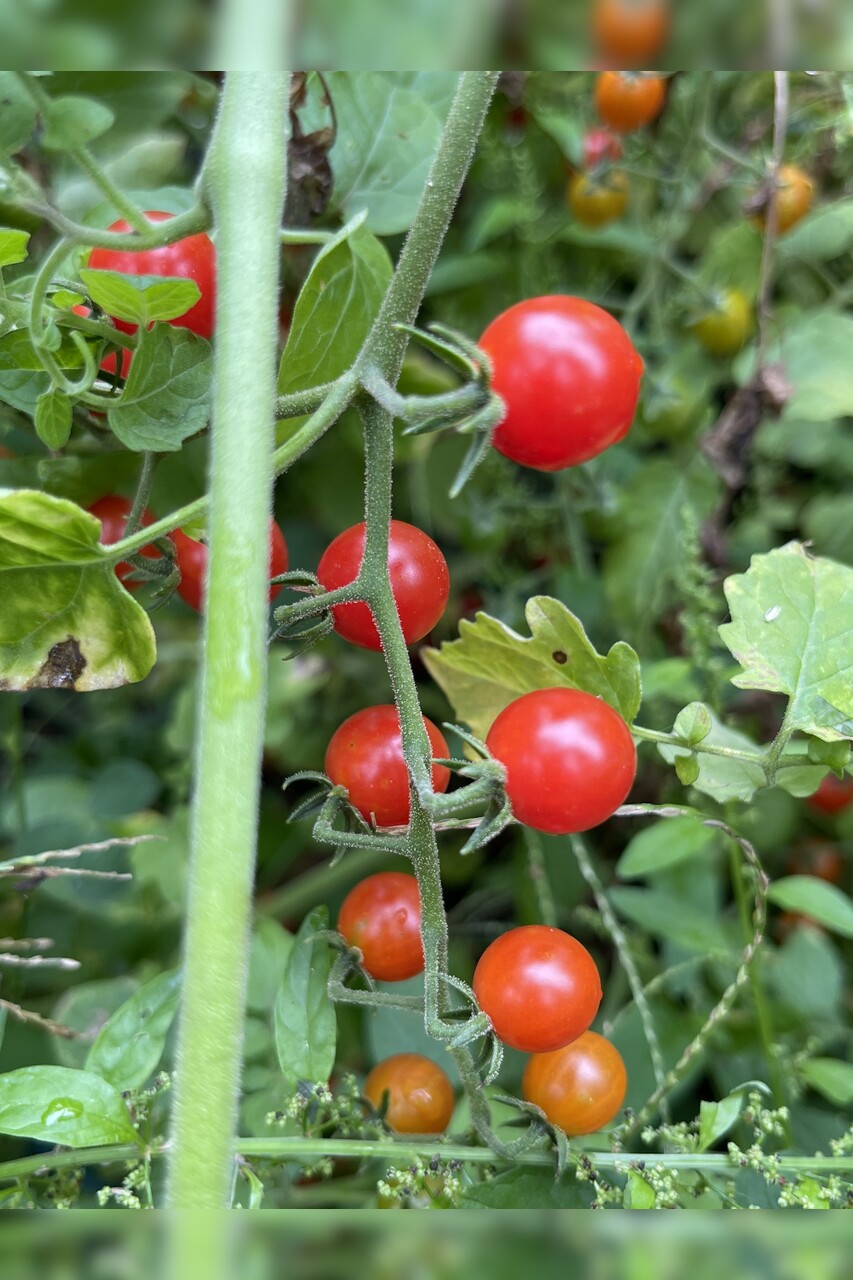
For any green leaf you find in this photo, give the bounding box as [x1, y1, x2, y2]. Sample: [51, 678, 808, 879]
[608, 886, 733, 952]
[0, 489, 157, 690]
[0, 329, 87, 372]
[658, 710, 766, 802]
[277, 219, 391, 409]
[616, 816, 715, 879]
[35, 388, 72, 450]
[311, 73, 455, 234]
[85, 969, 181, 1090]
[460, 1167, 591, 1209]
[807, 739, 851, 771]
[0, 72, 37, 156]
[79, 269, 201, 326]
[623, 1169, 656, 1208]
[779, 201, 853, 262]
[719, 543, 853, 742]
[697, 1093, 744, 1151]
[247, 918, 294, 1013]
[697, 222, 763, 301]
[422, 597, 641, 741]
[0, 228, 30, 269]
[673, 702, 712, 746]
[41, 95, 115, 150]
[0, 1066, 138, 1147]
[767, 924, 843, 1022]
[675, 755, 701, 786]
[798, 1057, 853, 1106]
[778, 311, 853, 421]
[274, 907, 337, 1086]
[603, 457, 721, 639]
[802, 493, 853, 566]
[108, 325, 211, 452]
[767, 876, 853, 938]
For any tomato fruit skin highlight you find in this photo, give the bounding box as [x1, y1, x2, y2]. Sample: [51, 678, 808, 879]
[363, 1053, 455, 1135]
[89, 495, 159, 589]
[171, 520, 288, 613]
[473, 924, 603, 1054]
[522, 1031, 627, 1135]
[325, 705, 450, 828]
[479, 296, 644, 471]
[485, 687, 636, 834]
[88, 211, 217, 340]
[338, 871, 424, 981]
[317, 520, 450, 651]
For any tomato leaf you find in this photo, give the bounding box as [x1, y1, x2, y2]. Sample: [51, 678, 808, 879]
[0, 1065, 138, 1147]
[0, 228, 30, 269]
[79, 269, 201, 326]
[779, 202, 853, 262]
[623, 1169, 657, 1208]
[616, 816, 716, 879]
[673, 701, 712, 746]
[107, 325, 211, 451]
[277, 218, 391, 414]
[0, 72, 37, 156]
[719, 543, 853, 742]
[34, 388, 72, 450]
[697, 1093, 744, 1151]
[659, 709, 766, 803]
[41, 95, 115, 150]
[247, 918, 294, 1013]
[422, 596, 641, 740]
[798, 1057, 853, 1106]
[776, 311, 853, 421]
[274, 907, 337, 1086]
[85, 969, 181, 1091]
[608, 886, 734, 952]
[0, 489, 156, 690]
[766, 876, 853, 938]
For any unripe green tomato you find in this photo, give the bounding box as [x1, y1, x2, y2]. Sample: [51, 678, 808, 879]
[639, 373, 707, 441]
[690, 288, 752, 357]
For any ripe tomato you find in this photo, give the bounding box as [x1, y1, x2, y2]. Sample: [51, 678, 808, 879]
[338, 871, 423, 982]
[317, 520, 450, 651]
[325, 705, 450, 828]
[473, 925, 602, 1054]
[89, 495, 159, 590]
[171, 519, 288, 613]
[690, 288, 752, 357]
[594, 72, 667, 134]
[807, 774, 853, 816]
[522, 1031, 627, 1135]
[485, 688, 636, 834]
[71, 304, 133, 380]
[87, 212, 216, 340]
[759, 164, 814, 235]
[479, 297, 644, 471]
[568, 171, 629, 227]
[592, 0, 669, 66]
[582, 128, 623, 169]
[363, 1053, 455, 1134]
[787, 840, 844, 886]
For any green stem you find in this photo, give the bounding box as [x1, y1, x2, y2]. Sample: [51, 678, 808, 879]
[633, 723, 768, 767]
[166, 72, 288, 1212]
[1, 1140, 849, 1185]
[126, 453, 157, 537]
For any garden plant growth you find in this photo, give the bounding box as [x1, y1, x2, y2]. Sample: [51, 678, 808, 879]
[0, 68, 852, 1218]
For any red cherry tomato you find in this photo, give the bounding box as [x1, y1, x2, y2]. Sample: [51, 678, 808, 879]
[479, 296, 644, 471]
[338, 871, 423, 982]
[87, 212, 216, 340]
[485, 688, 636, 834]
[89, 495, 159, 590]
[592, 0, 670, 67]
[807, 774, 853, 816]
[594, 72, 667, 134]
[473, 925, 602, 1054]
[171, 520, 288, 613]
[583, 128, 623, 169]
[316, 520, 450, 652]
[363, 1053, 455, 1134]
[522, 1031, 627, 1135]
[325, 705, 450, 828]
[756, 164, 814, 235]
[786, 840, 844, 886]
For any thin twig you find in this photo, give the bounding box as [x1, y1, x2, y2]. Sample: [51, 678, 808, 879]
[0, 997, 79, 1038]
[756, 72, 790, 369]
[0, 833, 159, 874]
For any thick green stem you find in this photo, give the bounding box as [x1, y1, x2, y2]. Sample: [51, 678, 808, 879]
[166, 72, 288, 1213]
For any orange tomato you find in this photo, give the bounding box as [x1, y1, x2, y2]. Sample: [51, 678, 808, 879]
[523, 1032, 628, 1136]
[594, 71, 667, 134]
[364, 1054, 455, 1135]
[592, 0, 670, 66]
[757, 164, 814, 235]
[567, 170, 630, 226]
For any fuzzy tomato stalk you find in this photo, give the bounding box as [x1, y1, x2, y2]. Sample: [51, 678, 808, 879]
[89, 495, 160, 589]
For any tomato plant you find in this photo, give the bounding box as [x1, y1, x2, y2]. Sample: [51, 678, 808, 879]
[87, 211, 217, 339]
[337, 871, 423, 981]
[324, 706, 450, 827]
[317, 520, 450, 650]
[171, 519, 288, 613]
[473, 925, 603, 1053]
[522, 1031, 628, 1136]
[594, 72, 667, 133]
[89, 495, 160, 588]
[567, 171, 630, 227]
[479, 297, 644, 470]
[485, 689, 637, 834]
[363, 1054, 455, 1134]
